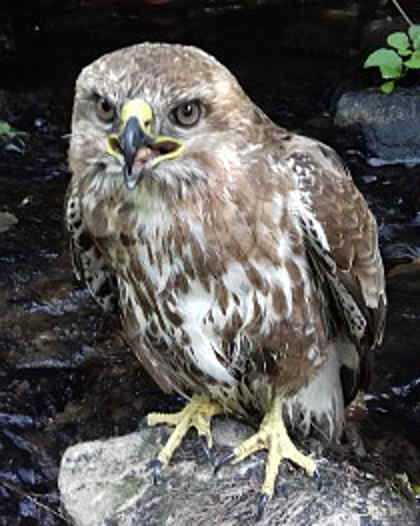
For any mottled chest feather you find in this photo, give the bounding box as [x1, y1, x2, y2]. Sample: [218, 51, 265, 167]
[88, 191, 326, 400]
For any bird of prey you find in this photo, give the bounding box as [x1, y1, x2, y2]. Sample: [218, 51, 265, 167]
[66, 43, 386, 510]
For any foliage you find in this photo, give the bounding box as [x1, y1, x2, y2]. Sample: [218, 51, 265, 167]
[0, 120, 27, 139]
[364, 25, 420, 94]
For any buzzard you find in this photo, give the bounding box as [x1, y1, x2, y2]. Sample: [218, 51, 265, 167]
[66, 43, 386, 510]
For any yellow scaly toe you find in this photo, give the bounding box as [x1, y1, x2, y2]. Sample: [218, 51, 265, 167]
[147, 394, 223, 468]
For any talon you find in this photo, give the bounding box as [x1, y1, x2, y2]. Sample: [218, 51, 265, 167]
[256, 493, 269, 521]
[313, 467, 322, 490]
[214, 451, 235, 474]
[199, 435, 214, 465]
[147, 459, 163, 485]
[219, 396, 316, 500]
[147, 395, 223, 473]
[274, 481, 288, 498]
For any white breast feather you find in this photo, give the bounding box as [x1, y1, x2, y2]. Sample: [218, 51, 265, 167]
[178, 279, 235, 385]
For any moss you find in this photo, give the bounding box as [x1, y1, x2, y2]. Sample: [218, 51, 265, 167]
[111, 476, 145, 505]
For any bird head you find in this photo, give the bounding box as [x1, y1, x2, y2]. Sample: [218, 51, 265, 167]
[69, 43, 266, 202]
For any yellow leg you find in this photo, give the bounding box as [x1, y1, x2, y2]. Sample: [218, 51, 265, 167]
[147, 394, 223, 467]
[231, 395, 315, 500]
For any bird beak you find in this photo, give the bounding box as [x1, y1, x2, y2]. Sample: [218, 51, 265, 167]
[106, 99, 184, 190]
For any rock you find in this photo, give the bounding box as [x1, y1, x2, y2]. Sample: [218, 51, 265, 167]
[58, 417, 419, 526]
[334, 88, 420, 166]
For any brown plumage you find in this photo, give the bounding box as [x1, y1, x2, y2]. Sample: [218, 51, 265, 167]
[65, 43, 386, 509]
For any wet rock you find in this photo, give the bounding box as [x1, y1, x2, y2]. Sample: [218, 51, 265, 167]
[59, 417, 419, 526]
[334, 88, 420, 166]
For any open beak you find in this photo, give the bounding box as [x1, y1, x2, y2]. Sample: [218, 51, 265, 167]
[106, 99, 183, 190]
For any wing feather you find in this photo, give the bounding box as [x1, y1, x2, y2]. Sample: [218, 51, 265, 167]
[64, 182, 118, 313]
[286, 137, 386, 388]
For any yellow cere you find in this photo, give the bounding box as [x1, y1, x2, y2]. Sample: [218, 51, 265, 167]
[121, 99, 153, 133]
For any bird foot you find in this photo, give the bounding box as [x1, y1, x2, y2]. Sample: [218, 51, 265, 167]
[218, 397, 316, 513]
[147, 394, 223, 468]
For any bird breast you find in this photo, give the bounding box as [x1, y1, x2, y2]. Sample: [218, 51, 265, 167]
[112, 206, 325, 400]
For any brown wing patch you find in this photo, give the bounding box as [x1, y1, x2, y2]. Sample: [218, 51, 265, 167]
[287, 138, 386, 353]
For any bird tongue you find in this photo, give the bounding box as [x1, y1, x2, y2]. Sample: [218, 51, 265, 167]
[131, 140, 177, 176]
[125, 139, 180, 190]
[132, 146, 158, 175]
[124, 146, 157, 190]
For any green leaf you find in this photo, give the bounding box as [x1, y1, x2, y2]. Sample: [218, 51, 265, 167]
[408, 25, 420, 46]
[0, 121, 13, 136]
[404, 50, 420, 68]
[412, 35, 420, 51]
[380, 80, 395, 94]
[364, 49, 403, 79]
[0, 120, 26, 138]
[398, 48, 412, 56]
[387, 32, 410, 51]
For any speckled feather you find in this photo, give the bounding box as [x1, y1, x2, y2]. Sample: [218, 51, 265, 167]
[66, 43, 386, 437]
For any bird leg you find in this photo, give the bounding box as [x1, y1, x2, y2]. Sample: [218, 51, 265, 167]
[228, 394, 316, 501]
[147, 394, 223, 468]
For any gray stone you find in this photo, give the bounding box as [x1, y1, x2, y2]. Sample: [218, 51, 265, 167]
[334, 88, 420, 166]
[58, 417, 419, 526]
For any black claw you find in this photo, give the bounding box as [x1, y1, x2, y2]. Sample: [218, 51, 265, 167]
[198, 436, 214, 465]
[313, 468, 322, 491]
[256, 493, 269, 522]
[274, 482, 288, 498]
[147, 459, 163, 485]
[214, 451, 235, 474]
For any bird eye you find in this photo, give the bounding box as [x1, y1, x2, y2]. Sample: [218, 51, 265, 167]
[172, 100, 201, 127]
[95, 97, 115, 123]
